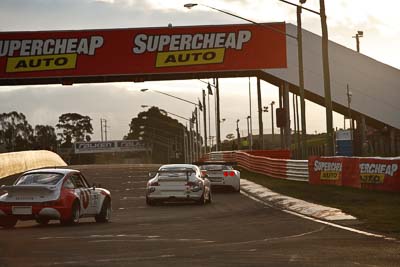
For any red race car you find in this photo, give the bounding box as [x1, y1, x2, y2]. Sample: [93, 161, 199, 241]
[0, 168, 111, 228]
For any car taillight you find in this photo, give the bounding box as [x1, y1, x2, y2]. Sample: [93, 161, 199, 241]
[42, 199, 62, 206]
[229, 171, 235, 176]
[186, 181, 202, 192]
[186, 181, 197, 187]
[150, 181, 159, 186]
[223, 171, 228, 177]
[223, 171, 235, 177]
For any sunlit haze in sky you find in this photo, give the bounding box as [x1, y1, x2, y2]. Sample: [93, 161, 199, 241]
[0, 0, 399, 141]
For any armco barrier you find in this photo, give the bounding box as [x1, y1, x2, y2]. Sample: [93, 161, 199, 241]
[202, 150, 308, 181]
[0, 150, 67, 179]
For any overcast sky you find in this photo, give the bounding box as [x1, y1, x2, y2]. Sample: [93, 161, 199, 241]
[0, 0, 399, 141]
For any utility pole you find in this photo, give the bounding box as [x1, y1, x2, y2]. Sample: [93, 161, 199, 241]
[197, 105, 202, 157]
[236, 119, 240, 150]
[346, 84, 354, 134]
[263, 106, 269, 149]
[297, 4, 307, 159]
[270, 101, 275, 143]
[104, 119, 108, 141]
[194, 108, 199, 161]
[202, 89, 208, 153]
[100, 118, 104, 141]
[248, 77, 253, 150]
[207, 83, 212, 152]
[320, 0, 334, 155]
[352, 30, 363, 53]
[257, 78, 263, 150]
[215, 78, 221, 151]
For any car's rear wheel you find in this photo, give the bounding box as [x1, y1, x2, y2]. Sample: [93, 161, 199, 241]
[0, 217, 17, 229]
[146, 197, 156, 206]
[36, 218, 50, 226]
[95, 198, 111, 223]
[197, 192, 207, 205]
[207, 190, 212, 204]
[235, 184, 241, 193]
[61, 201, 80, 225]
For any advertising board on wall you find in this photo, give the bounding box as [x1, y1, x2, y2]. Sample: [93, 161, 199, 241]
[0, 23, 287, 85]
[309, 156, 400, 192]
[75, 140, 148, 154]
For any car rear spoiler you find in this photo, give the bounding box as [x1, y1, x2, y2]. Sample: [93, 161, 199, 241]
[192, 161, 237, 166]
[1, 185, 57, 193]
[148, 170, 195, 181]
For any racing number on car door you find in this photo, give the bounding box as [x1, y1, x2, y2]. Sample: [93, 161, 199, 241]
[70, 174, 93, 215]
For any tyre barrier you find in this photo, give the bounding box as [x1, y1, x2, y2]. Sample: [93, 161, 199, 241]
[0, 150, 67, 179]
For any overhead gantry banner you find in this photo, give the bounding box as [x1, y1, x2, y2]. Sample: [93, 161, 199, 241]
[0, 23, 286, 85]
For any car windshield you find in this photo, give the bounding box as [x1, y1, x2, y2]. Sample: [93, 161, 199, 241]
[200, 165, 233, 171]
[15, 173, 64, 186]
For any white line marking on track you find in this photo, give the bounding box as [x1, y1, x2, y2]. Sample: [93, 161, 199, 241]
[241, 190, 400, 243]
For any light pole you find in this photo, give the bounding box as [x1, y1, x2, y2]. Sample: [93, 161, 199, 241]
[352, 30, 363, 53]
[236, 119, 240, 150]
[346, 84, 353, 135]
[248, 77, 253, 150]
[141, 105, 191, 163]
[185, 1, 334, 156]
[263, 106, 269, 148]
[352, 30, 367, 155]
[140, 88, 202, 159]
[184, 2, 307, 157]
[270, 101, 275, 142]
[319, 0, 334, 156]
[140, 88, 199, 107]
[198, 79, 216, 153]
[246, 115, 251, 149]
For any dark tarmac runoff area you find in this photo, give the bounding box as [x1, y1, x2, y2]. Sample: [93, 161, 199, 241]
[1, 164, 399, 267]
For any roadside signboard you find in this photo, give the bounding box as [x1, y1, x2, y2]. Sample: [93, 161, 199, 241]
[0, 23, 287, 85]
[74, 140, 148, 154]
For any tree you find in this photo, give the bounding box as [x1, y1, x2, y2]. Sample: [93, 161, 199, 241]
[126, 107, 187, 163]
[56, 113, 93, 146]
[0, 111, 34, 151]
[34, 125, 58, 150]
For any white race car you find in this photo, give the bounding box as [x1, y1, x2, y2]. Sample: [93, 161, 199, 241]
[197, 162, 240, 192]
[0, 168, 111, 228]
[146, 164, 212, 205]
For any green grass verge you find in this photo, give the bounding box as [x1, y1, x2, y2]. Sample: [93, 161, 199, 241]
[240, 168, 400, 237]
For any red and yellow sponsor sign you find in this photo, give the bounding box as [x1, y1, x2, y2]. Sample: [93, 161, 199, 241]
[309, 157, 400, 192]
[0, 23, 286, 84]
[359, 158, 400, 191]
[308, 157, 345, 186]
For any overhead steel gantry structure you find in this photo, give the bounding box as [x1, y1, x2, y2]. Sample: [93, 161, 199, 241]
[1, 23, 399, 155]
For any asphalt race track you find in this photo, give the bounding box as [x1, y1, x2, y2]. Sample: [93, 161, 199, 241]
[1, 164, 399, 266]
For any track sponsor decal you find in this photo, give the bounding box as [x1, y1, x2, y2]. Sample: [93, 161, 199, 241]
[314, 160, 342, 181]
[359, 163, 398, 184]
[1, 36, 103, 73]
[0, 23, 287, 84]
[79, 189, 90, 209]
[133, 31, 251, 68]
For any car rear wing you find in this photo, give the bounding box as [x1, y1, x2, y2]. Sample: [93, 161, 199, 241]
[192, 161, 237, 166]
[148, 170, 195, 181]
[1, 185, 57, 193]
